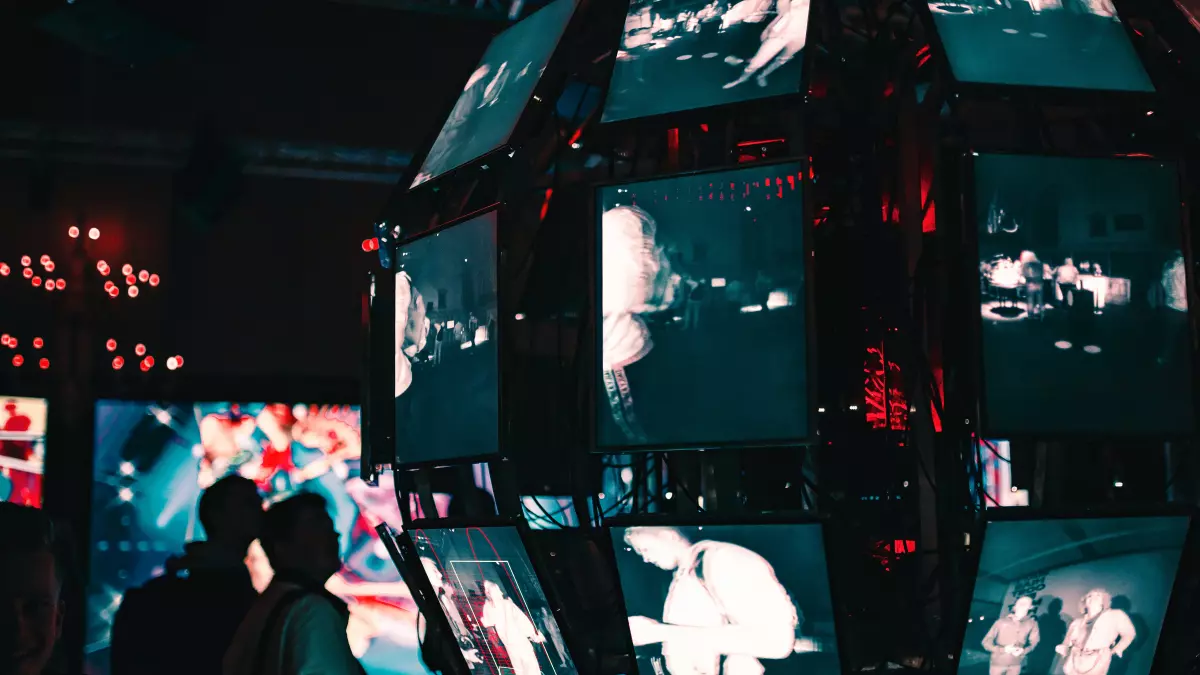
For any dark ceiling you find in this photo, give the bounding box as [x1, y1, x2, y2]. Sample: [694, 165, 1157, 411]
[1, 0, 505, 153]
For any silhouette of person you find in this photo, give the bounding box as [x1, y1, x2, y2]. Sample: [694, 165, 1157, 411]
[0, 503, 67, 675]
[1030, 597, 1067, 675]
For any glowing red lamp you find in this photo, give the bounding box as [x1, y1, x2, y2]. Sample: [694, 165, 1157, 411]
[68, 226, 80, 238]
[148, 274, 160, 287]
[88, 227, 100, 240]
[39, 255, 50, 266]
[32, 338, 43, 349]
[31, 276, 41, 287]
[12, 355, 23, 367]
[138, 270, 149, 283]
[128, 285, 139, 298]
[0, 263, 9, 276]
[55, 279, 65, 290]
[112, 356, 125, 370]
[20, 256, 31, 267]
[38, 358, 49, 370]
[121, 264, 133, 276]
[44, 261, 55, 273]
[22, 268, 33, 280]
[125, 274, 136, 286]
[108, 287, 120, 298]
[106, 339, 118, 352]
[134, 343, 146, 356]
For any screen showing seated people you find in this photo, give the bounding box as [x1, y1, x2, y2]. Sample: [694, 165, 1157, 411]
[395, 211, 500, 465]
[596, 162, 809, 449]
[602, 0, 810, 123]
[926, 0, 1152, 91]
[609, 523, 841, 675]
[959, 516, 1190, 675]
[0, 396, 48, 507]
[86, 401, 428, 675]
[410, 0, 579, 188]
[410, 525, 578, 675]
[974, 154, 1194, 435]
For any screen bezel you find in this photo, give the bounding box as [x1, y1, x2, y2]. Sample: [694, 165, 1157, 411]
[392, 204, 507, 470]
[401, 0, 587, 194]
[951, 505, 1197, 675]
[597, 0, 817, 128]
[959, 149, 1199, 441]
[588, 158, 818, 453]
[915, 0, 1160, 106]
[601, 511, 849, 675]
[391, 516, 581, 675]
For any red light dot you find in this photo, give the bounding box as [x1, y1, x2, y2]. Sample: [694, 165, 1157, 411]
[12, 355, 23, 367]
[148, 274, 160, 287]
[121, 264, 133, 276]
[135, 343, 146, 356]
[104, 281, 116, 291]
[138, 270, 149, 283]
[0, 335, 8, 346]
[0, 263, 9, 276]
[125, 274, 136, 286]
[55, 279, 65, 290]
[88, 227, 100, 240]
[106, 339, 118, 352]
[39, 255, 50, 266]
[174, 356, 184, 367]
[33, 338, 43, 349]
[31, 276, 41, 287]
[20, 256, 31, 267]
[97, 260, 109, 273]
[108, 287, 119, 298]
[68, 226, 80, 238]
[167, 357, 178, 371]
[128, 285, 139, 298]
[44, 261, 55, 273]
[44, 278, 54, 290]
[22, 268, 33, 279]
[112, 356, 124, 370]
[144, 356, 155, 368]
[38, 358, 49, 370]
[7, 338, 16, 348]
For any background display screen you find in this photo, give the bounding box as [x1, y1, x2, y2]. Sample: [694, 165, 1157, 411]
[0, 395, 47, 508]
[602, 0, 809, 123]
[959, 516, 1190, 675]
[395, 211, 499, 465]
[609, 523, 841, 675]
[87, 401, 427, 675]
[596, 162, 809, 449]
[410, 0, 579, 188]
[927, 0, 1153, 91]
[974, 154, 1193, 435]
[410, 525, 577, 675]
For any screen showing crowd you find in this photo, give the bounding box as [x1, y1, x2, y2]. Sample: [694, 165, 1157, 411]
[927, 0, 1152, 91]
[395, 211, 500, 465]
[974, 154, 1193, 436]
[959, 516, 1189, 675]
[410, 0, 579, 188]
[602, 0, 809, 123]
[86, 401, 428, 675]
[410, 526, 577, 675]
[0, 396, 47, 508]
[596, 162, 809, 449]
[609, 523, 841, 675]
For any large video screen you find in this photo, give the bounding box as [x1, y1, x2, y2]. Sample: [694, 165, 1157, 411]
[602, 0, 810, 123]
[395, 211, 500, 465]
[974, 154, 1194, 435]
[609, 523, 841, 675]
[87, 401, 428, 675]
[596, 162, 809, 449]
[927, 0, 1152, 91]
[0, 396, 48, 508]
[410, 525, 577, 675]
[410, 0, 579, 188]
[959, 516, 1189, 675]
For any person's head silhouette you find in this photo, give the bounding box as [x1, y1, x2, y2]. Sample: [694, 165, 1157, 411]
[0, 504, 67, 675]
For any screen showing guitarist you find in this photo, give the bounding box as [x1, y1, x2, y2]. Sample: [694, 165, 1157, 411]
[622, 526, 821, 675]
[1055, 589, 1136, 675]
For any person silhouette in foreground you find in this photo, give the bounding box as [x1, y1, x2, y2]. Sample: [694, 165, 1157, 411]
[0, 503, 67, 675]
[111, 475, 264, 675]
[223, 493, 365, 675]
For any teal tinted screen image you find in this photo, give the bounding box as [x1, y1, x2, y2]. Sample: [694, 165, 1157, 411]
[927, 0, 1153, 91]
[410, 0, 579, 188]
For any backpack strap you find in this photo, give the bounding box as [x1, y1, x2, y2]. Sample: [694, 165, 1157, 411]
[251, 589, 312, 675]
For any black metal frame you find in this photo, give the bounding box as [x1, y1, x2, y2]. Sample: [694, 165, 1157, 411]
[953, 148, 1199, 441]
[595, 0, 818, 129]
[949, 504, 1198, 675]
[588, 157, 818, 453]
[913, 0, 1162, 108]
[598, 511, 851, 675]
[383, 516, 583, 675]
[400, 0, 594, 195]
[392, 203, 508, 470]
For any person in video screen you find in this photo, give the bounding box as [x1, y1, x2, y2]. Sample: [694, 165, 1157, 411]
[1055, 588, 1136, 675]
[723, 0, 809, 90]
[395, 272, 429, 399]
[982, 596, 1040, 675]
[481, 580, 545, 675]
[622, 526, 801, 675]
[419, 557, 483, 666]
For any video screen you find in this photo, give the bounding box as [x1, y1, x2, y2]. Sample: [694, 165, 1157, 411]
[410, 0, 579, 188]
[959, 516, 1190, 675]
[87, 401, 429, 675]
[410, 526, 577, 675]
[395, 211, 500, 465]
[602, 0, 810, 123]
[927, 0, 1153, 91]
[596, 162, 809, 449]
[974, 154, 1194, 435]
[0, 396, 48, 508]
[609, 523, 841, 675]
